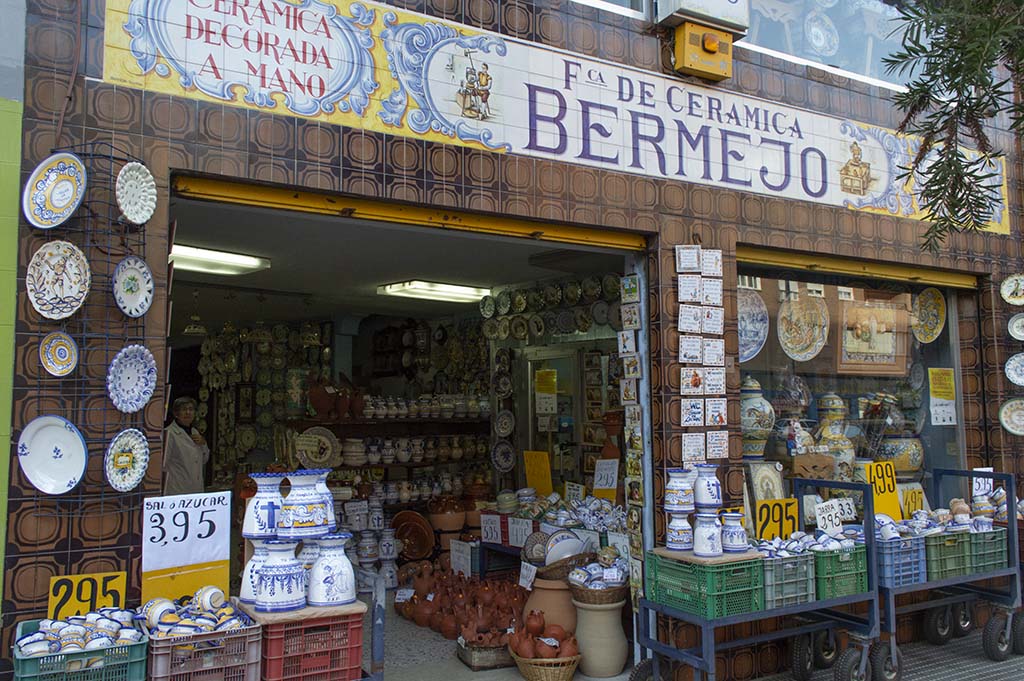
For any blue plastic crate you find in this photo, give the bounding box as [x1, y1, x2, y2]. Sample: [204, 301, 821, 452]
[876, 536, 926, 588]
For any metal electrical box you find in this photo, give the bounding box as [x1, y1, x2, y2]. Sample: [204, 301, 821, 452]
[674, 22, 734, 81]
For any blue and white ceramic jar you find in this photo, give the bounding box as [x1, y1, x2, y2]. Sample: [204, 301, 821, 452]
[278, 470, 330, 540]
[255, 539, 306, 612]
[721, 513, 748, 553]
[666, 514, 693, 551]
[243, 472, 286, 539]
[741, 375, 776, 460]
[664, 468, 695, 512]
[313, 469, 336, 532]
[694, 464, 722, 511]
[693, 513, 723, 557]
[239, 538, 269, 605]
[308, 532, 356, 606]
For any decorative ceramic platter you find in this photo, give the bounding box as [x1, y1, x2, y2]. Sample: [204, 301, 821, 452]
[591, 300, 609, 326]
[511, 316, 529, 340]
[602, 274, 620, 300]
[493, 371, 512, 398]
[392, 511, 435, 561]
[22, 152, 87, 229]
[112, 255, 154, 318]
[491, 439, 516, 473]
[17, 415, 87, 495]
[737, 288, 769, 363]
[911, 287, 946, 344]
[107, 344, 157, 413]
[496, 291, 512, 316]
[479, 295, 496, 319]
[26, 240, 91, 320]
[608, 301, 623, 331]
[494, 410, 515, 438]
[296, 426, 339, 468]
[1009, 314, 1024, 341]
[116, 162, 157, 225]
[39, 331, 78, 377]
[237, 425, 257, 452]
[999, 398, 1024, 435]
[1006, 352, 1024, 387]
[805, 11, 839, 56]
[777, 296, 829, 362]
[909, 362, 926, 391]
[104, 428, 150, 492]
[1001, 275, 1024, 306]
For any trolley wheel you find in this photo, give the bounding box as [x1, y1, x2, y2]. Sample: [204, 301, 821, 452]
[629, 658, 656, 681]
[923, 606, 953, 645]
[1012, 613, 1024, 655]
[951, 601, 974, 638]
[869, 642, 903, 681]
[983, 613, 1012, 662]
[814, 629, 841, 669]
[834, 647, 871, 681]
[791, 635, 814, 681]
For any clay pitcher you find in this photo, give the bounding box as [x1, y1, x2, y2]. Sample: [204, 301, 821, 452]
[413, 598, 435, 627]
[441, 611, 459, 640]
[430, 608, 445, 632]
[518, 636, 536, 659]
[478, 583, 495, 607]
[476, 603, 492, 632]
[414, 564, 435, 598]
[561, 636, 579, 657]
[525, 610, 545, 636]
[524, 580, 576, 635]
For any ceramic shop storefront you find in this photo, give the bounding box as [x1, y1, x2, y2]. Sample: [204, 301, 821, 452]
[8, 0, 1024, 678]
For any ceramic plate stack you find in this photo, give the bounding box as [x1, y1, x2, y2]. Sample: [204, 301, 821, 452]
[341, 438, 367, 466]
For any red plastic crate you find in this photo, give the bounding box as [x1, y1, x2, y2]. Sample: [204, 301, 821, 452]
[260, 613, 363, 681]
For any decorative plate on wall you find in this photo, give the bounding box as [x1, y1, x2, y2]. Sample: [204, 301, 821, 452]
[26, 240, 91, 320]
[737, 288, 769, 363]
[112, 255, 154, 318]
[1006, 352, 1024, 387]
[106, 344, 157, 413]
[17, 415, 88, 495]
[911, 287, 946, 344]
[999, 398, 1024, 435]
[115, 162, 157, 225]
[39, 331, 78, 377]
[22, 152, 87, 229]
[1000, 275, 1024, 306]
[104, 428, 150, 492]
[1009, 313, 1024, 341]
[490, 439, 516, 473]
[777, 296, 829, 362]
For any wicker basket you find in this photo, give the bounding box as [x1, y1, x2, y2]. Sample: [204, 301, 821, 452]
[536, 552, 597, 581]
[569, 583, 630, 605]
[509, 649, 581, 681]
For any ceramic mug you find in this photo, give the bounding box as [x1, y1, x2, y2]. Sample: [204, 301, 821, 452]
[19, 640, 54, 657]
[193, 585, 226, 612]
[880, 524, 900, 541]
[117, 628, 142, 642]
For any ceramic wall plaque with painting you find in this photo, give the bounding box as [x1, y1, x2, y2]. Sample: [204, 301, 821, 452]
[707, 430, 729, 459]
[678, 304, 702, 333]
[703, 338, 725, 367]
[620, 378, 638, 405]
[702, 278, 724, 306]
[624, 405, 642, 428]
[621, 303, 641, 329]
[837, 300, 908, 376]
[617, 330, 636, 354]
[622, 354, 641, 378]
[677, 275, 702, 303]
[682, 399, 704, 427]
[683, 432, 706, 461]
[706, 398, 728, 427]
[620, 274, 640, 303]
[748, 461, 785, 502]
[701, 249, 723, 278]
[679, 335, 703, 363]
[675, 245, 702, 272]
[704, 368, 726, 395]
[702, 306, 724, 336]
[681, 368, 704, 395]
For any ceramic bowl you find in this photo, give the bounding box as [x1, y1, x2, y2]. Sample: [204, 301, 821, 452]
[19, 640, 54, 657]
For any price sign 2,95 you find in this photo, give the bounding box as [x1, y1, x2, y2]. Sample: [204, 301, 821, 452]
[49, 573, 126, 620]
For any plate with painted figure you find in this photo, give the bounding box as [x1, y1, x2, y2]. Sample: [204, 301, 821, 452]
[26, 240, 91, 320]
[777, 296, 829, 362]
[1001, 275, 1024, 305]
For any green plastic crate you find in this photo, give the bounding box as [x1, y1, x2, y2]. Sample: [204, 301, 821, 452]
[925, 533, 971, 581]
[13, 620, 148, 681]
[763, 553, 815, 609]
[969, 528, 1007, 574]
[645, 551, 764, 619]
[814, 546, 868, 599]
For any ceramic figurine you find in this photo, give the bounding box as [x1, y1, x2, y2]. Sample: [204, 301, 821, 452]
[308, 532, 356, 606]
[255, 539, 306, 612]
[243, 473, 286, 539]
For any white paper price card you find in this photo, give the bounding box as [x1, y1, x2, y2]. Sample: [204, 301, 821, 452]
[143, 491, 230, 573]
[972, 467, 994, 497]
[508, 517, 533, 548]
[836, 498, 857, 521]
[519, 562, 538, 590]
[815, 499, 844, 537]
[450, 540, 473, 577]
[344, 500, 369, 516]
[395, 588, 414, 603]
[565, 481, 586, 502]
[481, 514, 503, 544]
[573, 528, 600, 551]
[606, 531, 630, 561]
[593, 459, 619, 491]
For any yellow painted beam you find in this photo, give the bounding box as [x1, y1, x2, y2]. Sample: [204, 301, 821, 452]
[172, 176, 647, 252]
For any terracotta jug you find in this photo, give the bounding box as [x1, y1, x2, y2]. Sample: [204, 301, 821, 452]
[525, 610, 545, 636]
[478, 583, 495, 607]
[401, 596, 416, 620]
[413, 598, 435, 627]
[430, 608, 445, 632]
[414, 564, 435, 598]
[561, 636, 579, 657]
[475, 603, 492, 632]
[524, 580, 576, 635]
[441, 611, 459, 640]
[518, 636, 536, 659]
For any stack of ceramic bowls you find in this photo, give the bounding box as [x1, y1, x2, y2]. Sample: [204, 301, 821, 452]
[496, 490, 518, 514]
[517, 487, 537, 505]
[341, 439, 366, 466]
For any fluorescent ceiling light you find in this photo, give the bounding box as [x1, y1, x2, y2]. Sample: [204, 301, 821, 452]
[377, 280, 490, 303]
[169, 245, 271, 276]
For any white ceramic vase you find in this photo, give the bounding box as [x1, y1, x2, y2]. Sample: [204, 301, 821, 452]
[693, 513, 723, 557]
[242, 473, 286, 539]
[666, 514, 693, 551]
[664, 468, 695, 512]
[308, 532, 356, 606]
[278, 470, 330, 539]
[379, 529, 398, 560]
[573, 598, 629, 678]
[694, 464, 722, 511]
[313, 469, 336, 532]
[239, 538, 269, 604]
[297, 538, 320, 595]
[255, 539, 306, 612]
[379, 560, 398, 590]
[721, 513, 748, 553]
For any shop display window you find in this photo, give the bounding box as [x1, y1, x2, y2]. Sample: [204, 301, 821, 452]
[737, 265, 965, 508]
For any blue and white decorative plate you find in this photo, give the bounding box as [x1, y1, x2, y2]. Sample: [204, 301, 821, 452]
[805, 11, 839, 57]
[39, 331, 78, 377]
[104, 428, 150, 492]
[1009, 314, 1024, 341]
[491, 439, 515, 473]
[112, 255, 154, 318]
[26, 240, 91, 320]
[107, 344, 157, 413]
[17, 415, 87, 495]
[738, 288, 769, 363]
[115, 162, 157, 225]
[22, 152, 87, 229]
[1006, 352, 1024, 387]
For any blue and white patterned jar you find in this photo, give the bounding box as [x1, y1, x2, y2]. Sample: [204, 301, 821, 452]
[278, 470, 330, 540]
[694, 464, 722, 511]
[255, 539, 306, 612]
[242, 473, 286, 539]
[721, 513, 748, 553]
[666, 514, 693, 551]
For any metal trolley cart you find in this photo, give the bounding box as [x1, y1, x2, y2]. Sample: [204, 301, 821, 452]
[872, 468, 1020, 681]
[632, 480, 879, 681]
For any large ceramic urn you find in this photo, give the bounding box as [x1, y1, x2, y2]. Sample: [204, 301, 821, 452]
[307, 532, 356, 606]
[815, 393, 855, 482]
[242, 473, 286, 539]
[740, 375, 776, 459]
[278, 470, 330, 540]
[877, 434, 925, 477]
[573, 598, 629, 678]
[255, 539, 306, 612]
[523, 578, 576, 634]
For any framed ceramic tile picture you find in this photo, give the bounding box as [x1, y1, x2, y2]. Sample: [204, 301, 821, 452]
[682, 398, 704, 427]
[703, 367, 726, 395]
[748, 461, 786, 502]
[622, 353, 642, 378]
[678, 304, 702, 333]
[703, 338, 725, 367]
[678, 275, 702, 303]
[621, 302, 641, 330]
[680, 367, 704, 395]
[620, 378, 638, 405]
[626, 476, 644, 505]
[701, 249, 723, 278]
[702, 306, 725, 336]
[702, 277, 723, 306]
[705, 397, 728, 427]
[679, 335, 703, 363]
[683, 432, 706, 461]
[621, 274, 640, 303]
[675, 244, 702, 273]
[625, 404, 642, 428]
[618, 330, 637, 354]
[706, 430, 729, 459]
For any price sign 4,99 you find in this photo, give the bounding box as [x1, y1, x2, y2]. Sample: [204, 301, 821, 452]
[755, 499, 798, 541]
[866, 461, 902, 519]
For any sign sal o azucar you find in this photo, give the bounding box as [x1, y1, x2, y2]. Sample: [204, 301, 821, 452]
[105, 0, 1008, 232]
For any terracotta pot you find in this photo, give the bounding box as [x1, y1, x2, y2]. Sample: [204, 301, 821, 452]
[478, 583, 495, 607]
[441, 612, 459, 640]
[572, 598, 628, 677]
[544, 624, 566, 642]
[524, 580, 575, 635]
[525, 610, 545, 636]
[560, 636, 579, 657]
[414, 564, 435, 598]
[518, 635, 536, 659]
[535, 639, 558, 659]
[429, 512, 466, 532]
[430, 608, 445, 632]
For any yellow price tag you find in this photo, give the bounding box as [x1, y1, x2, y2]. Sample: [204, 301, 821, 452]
[524, 450, 553, 497]
[866, 461, 902, 519]
[902, 487, 925, 517]
[755, 499, 798, 540]
[49, 572, 126, 620]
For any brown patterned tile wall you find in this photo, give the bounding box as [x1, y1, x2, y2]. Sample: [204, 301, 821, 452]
[10, 1, 1024, 679]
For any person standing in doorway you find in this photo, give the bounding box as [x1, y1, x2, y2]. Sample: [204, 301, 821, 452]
[164, 396, 210, 495]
